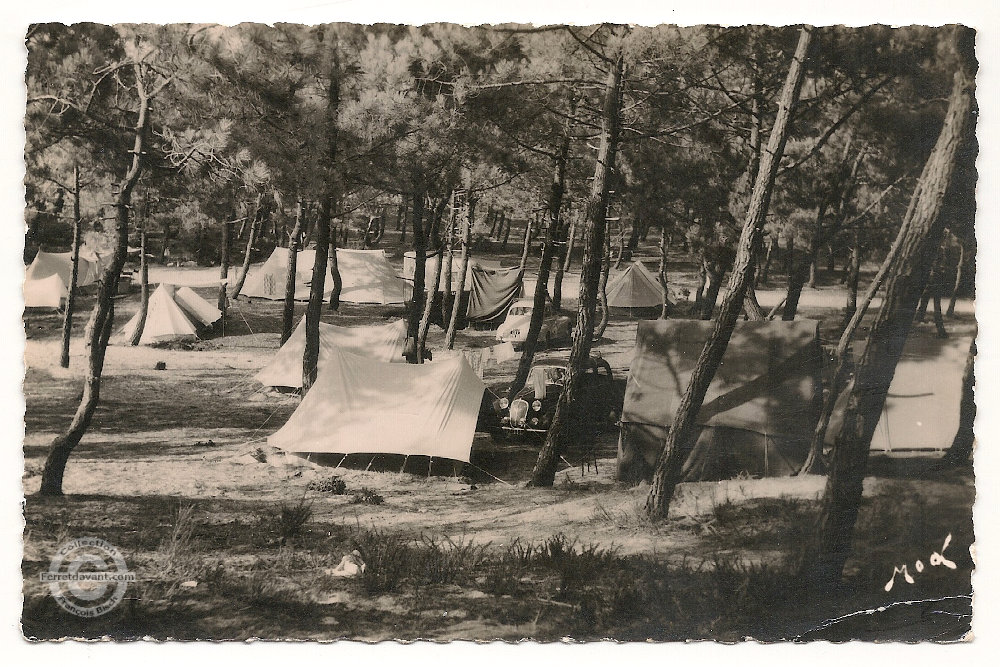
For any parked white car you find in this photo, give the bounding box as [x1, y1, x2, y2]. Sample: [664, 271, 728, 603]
[496, 299, 573, 350]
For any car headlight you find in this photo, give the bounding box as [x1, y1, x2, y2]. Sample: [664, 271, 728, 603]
[499, 398, 509, 409]
[532, 400, 542, 412]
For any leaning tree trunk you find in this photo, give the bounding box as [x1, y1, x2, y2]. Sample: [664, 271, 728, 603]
[229, 198, 261, 300]
[509, 132, 569, 397]
[328, 225, 342, 311]
[445, 195, 475, 349]
[530, 50, 624, 487]
[281, 199, 304, 345]
[943, 340, 976, 464]
[303, 54, 340, 393]
[805, 63, 972, 588]
[59, 165, 82, 368]
[127, 221, 150, 346]
[40, 81, 150, 496]
[658, 224, 670, 319]
[645, 26, 812, 518]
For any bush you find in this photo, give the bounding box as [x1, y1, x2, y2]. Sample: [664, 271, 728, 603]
[351, 488, 384, 505]
[352, 527, 411, 593]
[308, 476, 347, 495]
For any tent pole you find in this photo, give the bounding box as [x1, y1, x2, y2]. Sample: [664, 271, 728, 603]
[400, 455, 408, 473]
[365, 455, 377, 472]
[336, 453, 347, 469]
[428, 456, 433, 478]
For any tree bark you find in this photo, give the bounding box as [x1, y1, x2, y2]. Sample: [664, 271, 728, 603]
[758, 235, 777, 286]
[128, 209, 150, 346]
[501, 211, 512, 247]
[281, 200, 304, 344]
[644, 26, 812, 518]
[328, 222, 342, 311]
[446, 196, 474, 349]
[519, 215, 534, 270]
[406, 191, 427, 363]
[946, 239, 964, 317]
[595, 224, 612, 338]
[59, 165, 82, 368]
[417, 197, 448, 362]
[943, 340, 976, 464]
[41, 75, 150, 495]
[843, 228, 862, 328]
[218, 214, 232, 312]
[658, 224, 670, 319]
[805, 63, 972, 588]
[530, 50, 624, 487]
[441, 191, 456, 324]
[229, 196, 261, 300]
[562, 211, 577, 273]
[303, 50, 340, 393]
[509, 133, 569, 397]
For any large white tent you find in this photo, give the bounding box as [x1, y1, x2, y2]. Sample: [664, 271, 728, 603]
[112, 284, 221, 345]
[256, 317, 407, 388]
[268, 348, 485, 462]
[606, 261, 664, 314]
[23, 274, 68, 310]
[25, 250, 102, 288]
[241, 248, 407, 304]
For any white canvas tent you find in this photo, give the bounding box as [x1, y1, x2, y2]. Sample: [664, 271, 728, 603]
[25, 250, 102, 288]
[241, 248, 407, 304]
[112, 284, 221, 345]
[256, 317, 407, 388]
[23, 274, 68, 309]
[268, 348, 485, 462]
[606, 261, 664, 314]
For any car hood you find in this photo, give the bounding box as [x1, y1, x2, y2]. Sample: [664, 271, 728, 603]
[497, 314, 532, 338]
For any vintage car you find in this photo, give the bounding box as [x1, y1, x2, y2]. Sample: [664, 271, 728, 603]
[478, 356, 624, 442]
[495, 298, 573, 350]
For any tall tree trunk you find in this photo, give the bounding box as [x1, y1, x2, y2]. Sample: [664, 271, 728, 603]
[843, 228, 862, 328]
[943, 340, 976, 464]
[59, 165, 82, 368]
[417, 196, 448, 362]
[644, 27, 812, 518]
[519, 216, 534, 270]
[328, 222, 342, 311]
[946, 239, 964, 317]
[218, 214, 232, 311]
[441, 191, 456, 324]
[658, 225, 670, 319]
[805, 62, 972, 588]
[41, 79, 150, 495]
[509, 132, 569, 397]
[931, 268, 948, 338]
[406, 191, 426, 362]
[530, 49, 624, 487]
[229, 196, 261, 300]
[486, 205, 498, 238]
[699, 261, 725, 320]
[303, 50, 340, 393]
[757, 235, 777, 286]
[595, 224, 612, 338]
[445, 195, 475, 349]
[562, 211, 577, 273]
[128, 210, 150, 346]
[281, 200, 304, 345]
[501, 211, 512, 247]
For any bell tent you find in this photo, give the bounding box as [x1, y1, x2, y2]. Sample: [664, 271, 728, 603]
[241, 247, 407, 305]
[112, 284, 221, 345]
[268, 347, 485, 462]
[23, 274, 68, 310]
[617, 318, 822, 484]
[256, 317, 407, 389]
[606, 261, 665, 317]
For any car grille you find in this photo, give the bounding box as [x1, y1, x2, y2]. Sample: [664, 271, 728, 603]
[509, 399, 529, 427]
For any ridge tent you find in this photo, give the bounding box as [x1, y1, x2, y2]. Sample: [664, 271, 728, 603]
[256, 317, 407, 389]
[617, 318, 822, 484]
[23, 274, 68, 310]
[112, 283, 221, 345]
[606, 261, 665, 317]
[241, 248, 407, 304]
[402, 250, 501, 295]
[466, 265, 525, 328]
[25, 250, 101, 288]
[268, 347, 485, 462]
[825, 332, 974, 452]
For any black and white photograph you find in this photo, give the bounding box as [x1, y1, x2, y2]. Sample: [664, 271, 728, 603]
[6, 1, 996, 647]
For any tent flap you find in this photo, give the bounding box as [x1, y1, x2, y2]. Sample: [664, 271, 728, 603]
[466, 266, 524, 324]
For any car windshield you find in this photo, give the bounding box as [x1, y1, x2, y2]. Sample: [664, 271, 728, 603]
[509, 306, 532, 316]
[529, 366, 565, 386]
